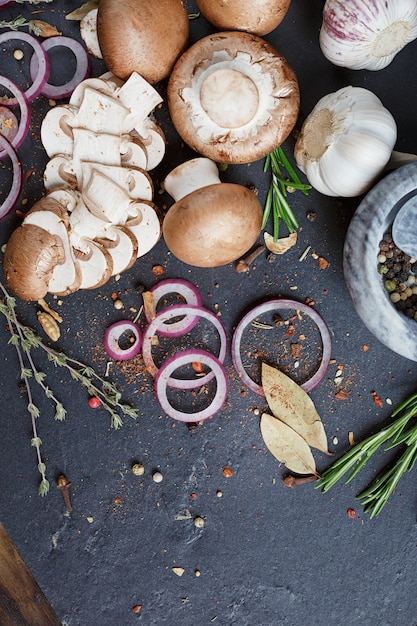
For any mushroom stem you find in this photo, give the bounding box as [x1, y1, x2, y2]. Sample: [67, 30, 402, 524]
[163, 157, 221, 201]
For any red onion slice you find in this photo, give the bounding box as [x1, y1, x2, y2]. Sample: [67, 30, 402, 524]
[0, 135, 22, 220]
[155, 349, 228, 422]
[104, 320, 142, 361]
[142, 304, 227, 389]
[0, 32, 49, 104]
[232, 299, 332, 396]
[30, 36, 91, 100]
[144, 278, 203, 336]
[0, 76, 31, 160]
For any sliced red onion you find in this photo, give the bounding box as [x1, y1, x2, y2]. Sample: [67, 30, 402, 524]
[0, 76, 30, 159]
[144, 278, 203, 336]
[104, 320, 142, 361]
[142, 304, 227, 389]
[155, 349, 228, 422]
[0, 135, 22, 220]
[0, 32, 49, 104]
[232, 299, 332, 396]
[30, 36, 91, 100]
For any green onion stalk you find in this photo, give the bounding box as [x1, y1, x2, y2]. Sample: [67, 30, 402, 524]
[316, 391, 417, 517]
[262, 146, 311, 242]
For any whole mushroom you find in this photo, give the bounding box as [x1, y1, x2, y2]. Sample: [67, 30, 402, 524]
[167, 31, 299, 164]
[196, 0, 291, 36]
[162, 158, 263, 267]
[97, 0, 190, 84]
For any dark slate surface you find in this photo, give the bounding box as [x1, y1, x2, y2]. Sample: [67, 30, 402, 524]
[0, 1, 416, 625]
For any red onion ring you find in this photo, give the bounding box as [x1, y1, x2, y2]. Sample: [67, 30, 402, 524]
[232, 299, 332, 396]
[0, 76, 30, 160]
[104, 320, 142, 361]
[142, 304, 227, 389]
[30, 36, 91, 100]
[0, 32, 49, 104]
[0, 134, 22, 220]
[144, 278, 203, 336]
[155, 349, 228, 422]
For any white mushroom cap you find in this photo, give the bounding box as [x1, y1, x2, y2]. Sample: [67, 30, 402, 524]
[167, 31, 300, 164]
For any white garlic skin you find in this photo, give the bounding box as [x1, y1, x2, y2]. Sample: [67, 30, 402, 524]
[294, 86, 397, 197]
[320, 0, 417, 71]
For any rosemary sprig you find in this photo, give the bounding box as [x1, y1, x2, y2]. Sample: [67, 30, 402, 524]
[0, 281, 138, 495]
[262, 146, 311, 242]
[316, 391, 417, 517]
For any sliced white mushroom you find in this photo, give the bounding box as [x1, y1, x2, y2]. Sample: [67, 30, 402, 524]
[69, 196, 115, 247]
[120, 134, 148, 170]
[126, 200, 161, 257]
[69, 76, 117, 108]
[43, 155, 78, 191]
[81, 167, 137, 224]
[115, 71, 163, 132]
[71, 128, 122, 182]
[80, 8, 102, 59]
[164, 157, 221, 199]
[40, 105, 78, 158]
[74, 86, 129, 134]
[77, 239, 114, 290]
[45, 187, 81, 213]
[23, 203, 81, 296]
[79, 161, 153, 201]
[98, 225, 139, 275]
[134, 118, 166, 170]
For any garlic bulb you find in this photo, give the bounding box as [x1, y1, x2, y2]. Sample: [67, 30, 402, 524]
[320, 0, 417, 71]
[294, 86, 397, 197]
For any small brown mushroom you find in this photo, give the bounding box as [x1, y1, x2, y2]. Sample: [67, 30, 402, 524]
[196, 0, 291, 36]
[167, 31, 299, 164]
[162, 158, 263, 267]
[97, 0, 190, 84]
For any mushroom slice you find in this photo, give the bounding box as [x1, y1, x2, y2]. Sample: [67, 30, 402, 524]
[98, 225, 139, 275]
[77, 239, 114, 289]
[167, 31, 300, 164]
[71, 128, 122, 181]
[69, 196, 115, 245]
[120, 134, 148, 170]
[80, 161, 153, 201]
[80, 8, 102, 59]
[3, 224, 61, 301]
[69, 76, 117, 108]
[74, 86, 130, 134]
[40, 105, 77, 158]
[23, 203, 81, 296]
[126, 200, 161, 257]
[45, 187, 80, 213]
[81, 167, 137, 224]
[43, 155, 78, 191]
[134, 118, 166, 171]
[115, 71, 163, 133]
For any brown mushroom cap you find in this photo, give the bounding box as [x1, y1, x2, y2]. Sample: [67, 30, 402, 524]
[3, 224, 60, 301]
[97, 0, 190, 84]
[167, 31, 300, 164]
[196, 0, 291, 36]
[162, 183, 263, 267]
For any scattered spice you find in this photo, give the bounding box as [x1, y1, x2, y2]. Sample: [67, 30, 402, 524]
[172, 567, 185, 577]
[57, 475, 72, 512]
[151, 265, 164, 276]
[132, 463, 144, 476]
[132, 605, 142, 614]
[371, 390, 383, 408]
[152, 471, 163, 483]
[194, 516, 204, 528]
[318, 256, 329, 270]
[222, 466, 233, 477]
[282, 474, 317, 488]
[335, 390, 349, 401]
[347, 508, 358, 519]
[88, 396, 101, 409]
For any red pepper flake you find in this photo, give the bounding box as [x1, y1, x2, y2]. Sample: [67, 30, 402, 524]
[222, 466, 233, 478]
[371, 390, 383, 408]
[111, 292, 118, 301]
[88, 396, 101, 409]
[190, 492, 198, 500]
[192, 361, 203, 374]
[132, 605, 142, 614]
[114, 497, 122, 505]
[318, 256, 329, 270]
[347, 508, 358, 519]
[362, 345, 369, 352]
[335, 390, 349, 401]
[286, 324, 295, 337]
[151, 264, 164, 276]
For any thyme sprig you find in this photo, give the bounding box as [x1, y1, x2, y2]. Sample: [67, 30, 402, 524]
[262, 146, 311, 242]
[0, 281, 138, 496]
[316, 391, 417, 517]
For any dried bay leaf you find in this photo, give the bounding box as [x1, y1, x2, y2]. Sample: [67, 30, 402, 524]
[262, 362, 330, 454]
[260, 413, 317, 475]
